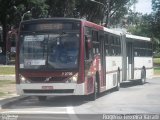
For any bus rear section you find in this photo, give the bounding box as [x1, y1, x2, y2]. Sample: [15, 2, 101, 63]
[16, 19, 88, 99]
[124, 35, 153, 84]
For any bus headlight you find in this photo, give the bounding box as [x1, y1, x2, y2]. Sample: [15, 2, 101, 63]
[66, 74, 78, 83]
[20, 75, 30, 84]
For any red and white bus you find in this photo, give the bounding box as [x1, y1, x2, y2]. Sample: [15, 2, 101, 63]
[16, 18, 153, 101]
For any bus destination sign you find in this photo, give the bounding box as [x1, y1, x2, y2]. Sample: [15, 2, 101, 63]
[21, 22, 80, 31]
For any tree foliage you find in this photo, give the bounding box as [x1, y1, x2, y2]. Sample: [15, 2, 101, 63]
[127, 14, 153, 37]
[0, 0, 135, 54]
[0, 0, 48, 54]
[152, 0, 160, 52]
[46, 0, 75, 17]
[152, 0, 160, 40]
[126, 0, 160, 52]
[0, 0, 135, 27]
[74, 0, 132, 25]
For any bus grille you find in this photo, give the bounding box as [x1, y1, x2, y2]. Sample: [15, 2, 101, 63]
[27, 77, 68, 83]
[23, 89, 74, 94]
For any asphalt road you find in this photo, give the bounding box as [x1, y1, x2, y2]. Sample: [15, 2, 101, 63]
[0, 78, 160, 120]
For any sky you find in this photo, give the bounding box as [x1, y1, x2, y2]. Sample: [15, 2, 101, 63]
[135, 0, 152, 14]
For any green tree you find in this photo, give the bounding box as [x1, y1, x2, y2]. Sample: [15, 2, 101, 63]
[0, 0, 22, 54]
[0, 0, 136, 56]
[46, 0, 75, 17]
[152, 0, 160, 52]
[127, 13, 160, 52]
[74, 0, 104, 23]
[125, 0, 160, 53]
[46, 0, 135, 26]
[127, 14, 153, 37]
[152, 0, 160, 40]
[106, 0, 130, 26]
[0, 0, 48, 54]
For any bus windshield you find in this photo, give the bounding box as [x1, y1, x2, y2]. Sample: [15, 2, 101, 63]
[19, 32, 80, 70]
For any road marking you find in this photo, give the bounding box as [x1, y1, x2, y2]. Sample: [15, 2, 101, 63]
[66, 106, 79, 120]
[0, 110, 67, 114]
[25, 116, 69, 120]
[0, 112, 70, 120]
[66, 106, 75, 114]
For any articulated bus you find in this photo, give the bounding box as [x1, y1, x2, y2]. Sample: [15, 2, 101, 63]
[16, 18, 153, 101]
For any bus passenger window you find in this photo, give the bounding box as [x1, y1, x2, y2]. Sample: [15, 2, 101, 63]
[134, 51, 138, 56]
[96, 48, 99, 53]
[112, 49, 115, 56]
[93, 48, 96, 54]
[106, 49, 109, 55]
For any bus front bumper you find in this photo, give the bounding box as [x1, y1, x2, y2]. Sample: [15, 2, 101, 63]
[16, 83, 85, 96]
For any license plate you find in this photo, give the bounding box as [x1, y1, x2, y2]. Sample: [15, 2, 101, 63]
[42, 86, 53, 90]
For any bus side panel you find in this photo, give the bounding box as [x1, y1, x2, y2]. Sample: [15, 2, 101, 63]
[134, 57, 153, 79]
[105, 56, 122, 90]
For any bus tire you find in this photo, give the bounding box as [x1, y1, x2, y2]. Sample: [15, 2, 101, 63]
[140, 68, 146, 85]
[115, 70, 120, 91]
[90, 80, 98, 101]
[38, 96, 47, 101]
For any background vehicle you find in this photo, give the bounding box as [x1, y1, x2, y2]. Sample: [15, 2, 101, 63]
[6, 28, 17, 64]
[0, 26, 8, 64]
[0, 26, 17, 64]
[16, 18, 153, 101]
[0, 53, 8, 64]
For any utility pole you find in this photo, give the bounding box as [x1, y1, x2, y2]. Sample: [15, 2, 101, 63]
[21, 11, 31, 22]
[106, 0, 110, 27]
[90, 0, 110, 27]
[90, 0, 106, 25]
[133, 1, 136, 25]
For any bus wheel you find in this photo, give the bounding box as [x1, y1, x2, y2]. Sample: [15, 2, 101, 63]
[115, 70, 120, 91]
[90, 80, 98, 101]
[38, 96, 47, 101]
[140, 68, 146, 85]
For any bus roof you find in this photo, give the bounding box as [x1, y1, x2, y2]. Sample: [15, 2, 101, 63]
[103, 27, 151, 41]
[103, 27, 122, 36]
[21, 18, 83, 24]
[126, 34, 151, 41]
[21, 18, 103, 31]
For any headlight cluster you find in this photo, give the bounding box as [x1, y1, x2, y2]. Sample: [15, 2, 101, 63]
[66, 73, 78, 83]
[19, 75, 31, 84]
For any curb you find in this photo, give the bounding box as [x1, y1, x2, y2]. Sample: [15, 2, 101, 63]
[0, 96, 28, 110]
[0, 75, 15, 80]
[0, 75, 15, 76]
[153, 75, 160, 78]
[0, 65, 15, 67]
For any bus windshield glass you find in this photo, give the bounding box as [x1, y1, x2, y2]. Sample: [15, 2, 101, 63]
[19, 32, 80, 70]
